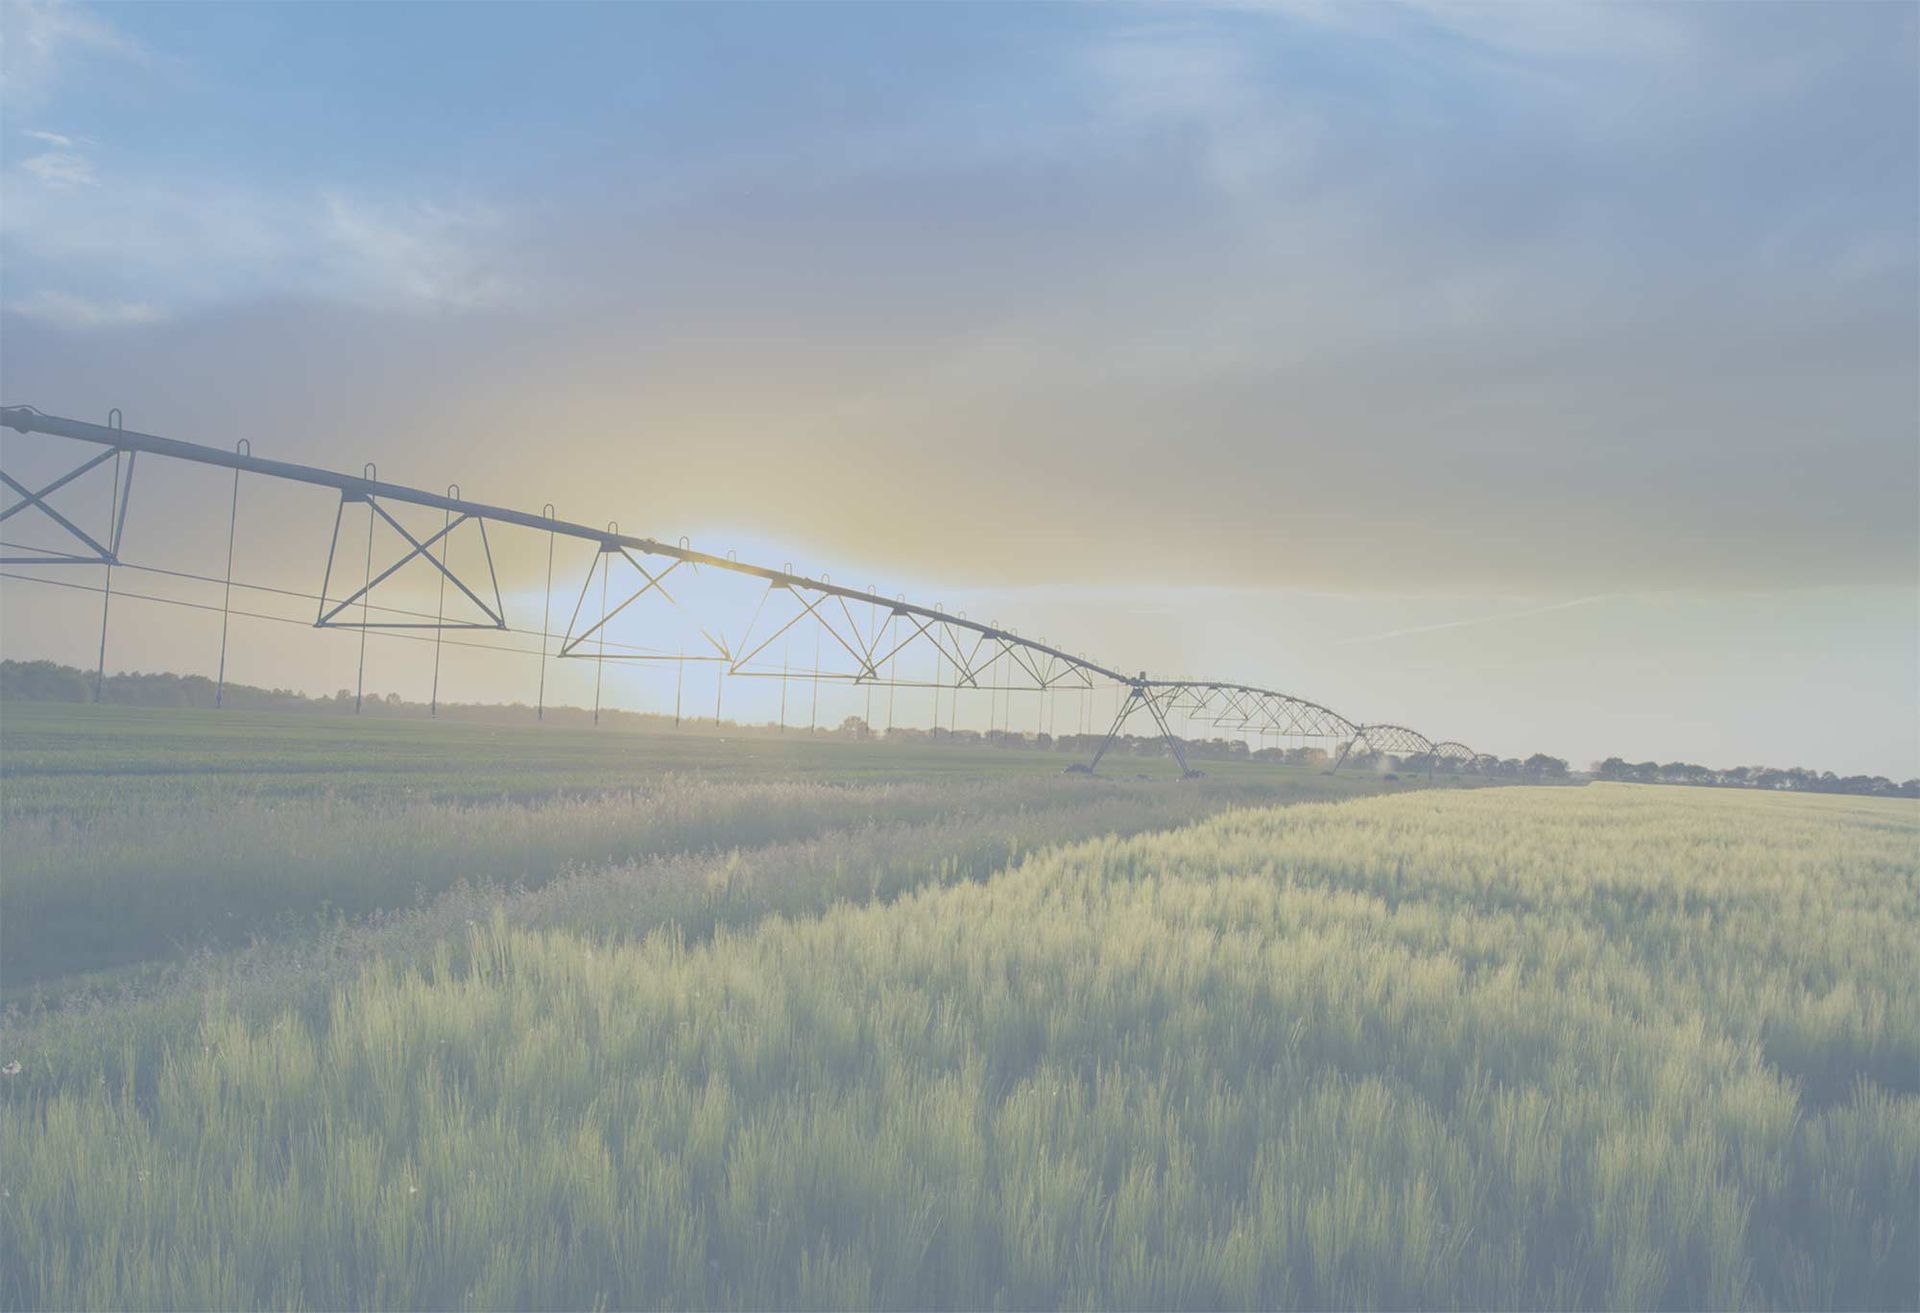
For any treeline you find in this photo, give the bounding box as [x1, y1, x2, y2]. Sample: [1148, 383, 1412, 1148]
[2, 661, 1572, 779]
[0, 663, 1384, 761]
[1592, 756, 1918, 799]
[865, 725, 1284, 762]
[857, 721, 1570, 776]
[0, 660, 690, 733]
[3, 659, 329, 712]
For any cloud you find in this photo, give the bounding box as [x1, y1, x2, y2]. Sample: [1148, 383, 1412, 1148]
[0, 2, 1910, 597]
[0, 2, 143, 109]
[1334, 595, 1617, 647]
[3, 6, 511, 324]
[319, 194, 512, 311]
[6, 289, 161, 329]
[17, 132, 94, 186]
[1083, 21, 1328, 199]
[1259, 0, 1692, 66]
[2, 155, 517, 321]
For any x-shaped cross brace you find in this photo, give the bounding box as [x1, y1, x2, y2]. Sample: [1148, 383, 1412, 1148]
[0, 447, 132, 566]
[316, 496, 505, 629]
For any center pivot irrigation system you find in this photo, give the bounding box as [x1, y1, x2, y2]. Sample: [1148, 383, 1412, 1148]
[1, 405, 1494, 776]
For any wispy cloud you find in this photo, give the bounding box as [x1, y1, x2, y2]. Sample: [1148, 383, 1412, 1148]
[3, 156, 517, 321]
[16, 128, 95, 186]
[6, 288, 161, 329]
[3, 6, 511, 324]
[319, 194, 511, 312]
[1084, 20, 1326, 199]
[1255, 0, 1692, 66]
[0, 2, 144, 109]
[1335, 595, 1617, 647]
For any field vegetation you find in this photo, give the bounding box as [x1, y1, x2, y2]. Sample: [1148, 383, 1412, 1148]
[1592, 755, 1917, 799]
[1, 705, 1401, 996]
[1, 710, 1914, 1310]
[0, 702, 1095, 814]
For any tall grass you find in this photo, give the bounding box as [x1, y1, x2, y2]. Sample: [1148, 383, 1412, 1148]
[4, 783, 1315, 1096]
[0, 701, 1359, 817]
[3, 784, 1913, 1309]
[3, 771, 1370, 988]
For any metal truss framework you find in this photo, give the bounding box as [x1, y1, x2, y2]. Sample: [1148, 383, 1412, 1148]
[316, 490, 506, 631]
[1158, 683, 1359, 742]
[0, 405, 1485, 774]
[1329, 725, 1483, 775]
[0, 425, 136, 568]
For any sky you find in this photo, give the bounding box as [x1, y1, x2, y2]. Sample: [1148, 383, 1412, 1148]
[1, 0, 1915, 775]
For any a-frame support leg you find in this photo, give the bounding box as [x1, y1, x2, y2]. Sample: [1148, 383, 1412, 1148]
[1139, 686, 1196, 777]
[1329, 733, 1362, 775]
[1087, 687, 1140, 774]
[1086, 683, 1198, 778]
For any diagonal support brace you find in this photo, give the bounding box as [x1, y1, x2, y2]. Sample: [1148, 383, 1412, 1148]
[0, 446, 134, 565]
[1086, 680, 1197, 778]
[316, 494, 506, 629]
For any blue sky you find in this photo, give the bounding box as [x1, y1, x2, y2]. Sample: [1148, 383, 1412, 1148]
[2, 1, 1915, 773]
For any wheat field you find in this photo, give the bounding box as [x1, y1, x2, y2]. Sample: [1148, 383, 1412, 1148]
[3, 784, 1915, 1309]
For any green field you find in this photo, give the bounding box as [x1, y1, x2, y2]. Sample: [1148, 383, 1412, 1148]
[0, 704, 1410, 996]
[1, 708, 1914, 1309]
[0, 702, 1148, 815]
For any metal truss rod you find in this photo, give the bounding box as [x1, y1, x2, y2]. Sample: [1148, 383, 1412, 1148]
[1, 404, 1487, 770]
[93, 447, 132, 699]
[1328, 722, 1453, 775]
[215, 440, 248, 707]
[2, 406, 1127, 685]
[536, 504, 556, 720]
[1086, 682, 1197, 777]
[1147, 680, 1359, 739]
[0, 447, 120, 564]
[353, 468, 375, 712]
